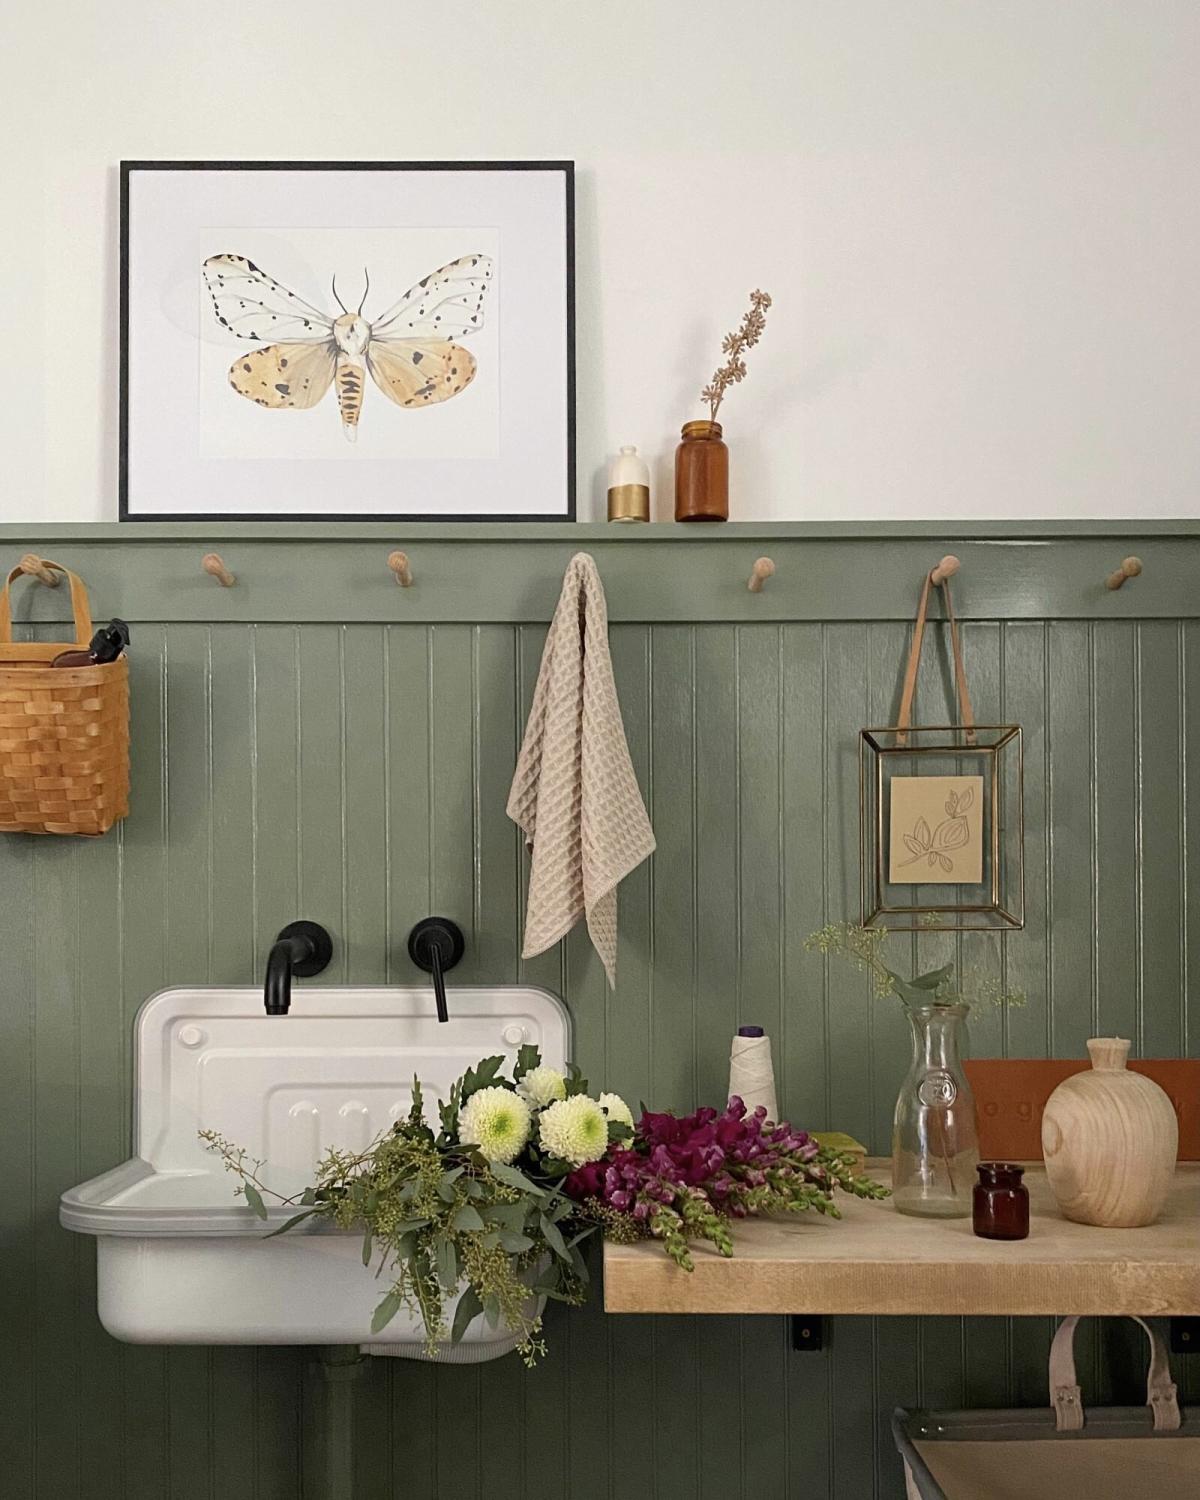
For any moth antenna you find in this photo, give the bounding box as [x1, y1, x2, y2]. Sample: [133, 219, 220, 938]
[357, 267, 370, 316]
[331, 274, 347, 314]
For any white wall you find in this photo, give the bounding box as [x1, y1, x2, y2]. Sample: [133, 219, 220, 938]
[4, 1, 1198, 524]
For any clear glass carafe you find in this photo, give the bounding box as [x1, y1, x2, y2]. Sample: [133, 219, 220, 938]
[892, 1003, 979, 1217]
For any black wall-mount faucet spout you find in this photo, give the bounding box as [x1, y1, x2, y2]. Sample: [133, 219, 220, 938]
[265, 921, 333, 1015]
[407, 917, 465, 1023]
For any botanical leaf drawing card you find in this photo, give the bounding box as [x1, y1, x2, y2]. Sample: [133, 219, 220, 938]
[888, 774, 983, 885]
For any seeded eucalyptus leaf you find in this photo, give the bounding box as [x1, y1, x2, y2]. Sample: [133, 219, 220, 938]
[361, 1227, 374, 1266]
[539, 1214, 569, 1261]
[481, 1202, 525, 1230]
[242, 1183, 268, 1220]
[490, 1162, 542, 1195]
[438, 1167, 466, 1201]
[451, 1286, 483, 1343]
[435, 1234, 458, 1291]
[370, 1290, 403, 1335]
[498, 1231, 534, 1253]
[450, 1203, 485, 1233]
[909, 963, 954, 991]
[887, 972, 933, 1006]
[540, 1284, 582, 1303]
[483, 1294, 501, 1329]
[263, 1208, 317, 1238]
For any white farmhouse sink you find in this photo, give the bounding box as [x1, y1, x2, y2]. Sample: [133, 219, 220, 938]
[61, 984, 569, 1360]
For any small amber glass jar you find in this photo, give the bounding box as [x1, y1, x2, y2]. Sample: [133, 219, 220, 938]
[674, 420, 728, 521]
[972, 1162, 1029, 1240]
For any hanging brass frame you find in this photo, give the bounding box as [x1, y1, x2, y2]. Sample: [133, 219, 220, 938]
[860, 723, 1024, 931]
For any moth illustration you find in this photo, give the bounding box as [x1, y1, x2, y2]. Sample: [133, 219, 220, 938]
[202, 252, 494, 441]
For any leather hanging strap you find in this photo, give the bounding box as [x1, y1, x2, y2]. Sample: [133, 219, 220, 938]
[1048, 1315, 1181, 1433]
[0, 559, 94, 660]
[895, 569, 976, 747]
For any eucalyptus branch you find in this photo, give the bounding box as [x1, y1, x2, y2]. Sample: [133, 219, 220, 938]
[803, 922, 1026, 1009]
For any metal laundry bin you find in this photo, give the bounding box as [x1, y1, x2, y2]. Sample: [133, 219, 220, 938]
[893, 1316, 1199, 1500]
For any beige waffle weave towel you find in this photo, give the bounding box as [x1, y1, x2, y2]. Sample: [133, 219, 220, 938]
[507, 553, 655, 986]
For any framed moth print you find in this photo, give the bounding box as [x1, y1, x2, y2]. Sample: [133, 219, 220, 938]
[119, 161, 575, 521]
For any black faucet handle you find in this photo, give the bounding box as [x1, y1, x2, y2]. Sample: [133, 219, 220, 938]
[407, 917, 464, 1023]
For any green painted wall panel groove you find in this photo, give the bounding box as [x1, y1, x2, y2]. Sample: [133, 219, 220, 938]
[1, 534, 1197, 1498]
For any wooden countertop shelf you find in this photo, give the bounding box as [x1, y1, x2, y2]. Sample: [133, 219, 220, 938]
[602, 1164, 1200, 1318]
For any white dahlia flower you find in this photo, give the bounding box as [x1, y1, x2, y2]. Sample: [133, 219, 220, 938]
[538, 1095, 609, 1167]
[598, 1092, 634, 1132]
[457, 1086, 531, 1164]
[517, 1064, 567, 1109]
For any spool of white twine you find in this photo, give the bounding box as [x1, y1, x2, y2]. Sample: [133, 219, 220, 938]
[728, 1026, 778, 1123]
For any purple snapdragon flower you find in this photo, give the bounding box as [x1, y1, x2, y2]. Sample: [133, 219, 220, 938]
[564, 1095, 821, 1220]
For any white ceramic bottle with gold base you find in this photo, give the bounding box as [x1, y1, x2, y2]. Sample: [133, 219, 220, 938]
[1041, 1037, 1178, 1227]
[607, 445, 650, 522]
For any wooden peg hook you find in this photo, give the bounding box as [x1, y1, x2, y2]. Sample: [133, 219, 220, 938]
[747, 557, 776, 593]
[930, 554, 960, 586]
[1106, 556, 1143, 591]
[202, 552, 236, 587]
[387, 550, 414, 587]
[19, 553, 59, 587]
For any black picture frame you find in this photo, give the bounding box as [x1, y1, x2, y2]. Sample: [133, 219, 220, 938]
[119, 159, 576, 523]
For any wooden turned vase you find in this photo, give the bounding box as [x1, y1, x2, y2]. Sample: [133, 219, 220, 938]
[1041, 1037, 1178, 1227]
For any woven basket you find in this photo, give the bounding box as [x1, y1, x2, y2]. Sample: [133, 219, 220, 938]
[0, 560, 129, 836]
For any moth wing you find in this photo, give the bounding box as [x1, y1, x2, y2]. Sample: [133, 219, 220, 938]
[370, 255, 494, 340]
[367, 340, 477, 408]
[228, 341, 336, 409]
[204, 254, 334, 343]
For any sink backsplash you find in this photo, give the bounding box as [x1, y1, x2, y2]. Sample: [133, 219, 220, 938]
[3, 525, 1197, 1500]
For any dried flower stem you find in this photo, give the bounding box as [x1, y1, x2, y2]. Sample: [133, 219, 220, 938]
[701, 289, 772, 421]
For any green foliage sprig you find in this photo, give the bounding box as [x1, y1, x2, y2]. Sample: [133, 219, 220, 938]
[803, 921, 1026, 1010]
[201, 1052, 610, 1366]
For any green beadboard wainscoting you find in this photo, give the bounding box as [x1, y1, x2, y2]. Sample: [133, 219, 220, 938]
[0, 522, 1197, 1500]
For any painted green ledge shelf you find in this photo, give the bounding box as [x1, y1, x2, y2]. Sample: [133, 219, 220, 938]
[0, 520, 1195, 623]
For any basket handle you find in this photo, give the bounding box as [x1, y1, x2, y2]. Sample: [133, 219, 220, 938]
[1048, 1315, 1180, 1432]
[895, 570, 976, 748]
[0, 559, 94, 648]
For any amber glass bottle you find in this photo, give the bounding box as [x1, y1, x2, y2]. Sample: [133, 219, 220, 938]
[972, 1161, 1029, 1240]
[674, 420, 728, 521]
